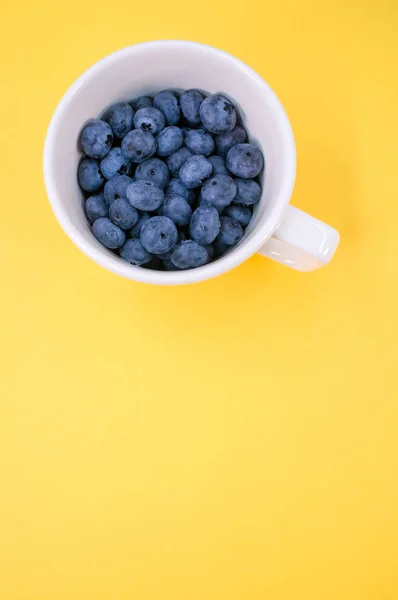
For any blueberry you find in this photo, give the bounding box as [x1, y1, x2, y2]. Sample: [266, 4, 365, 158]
[201, 174, 237, 210]
[80, 119, 113, 159]
[223, 204, 252, 227]
[140, 216, 178, 254]
[162, 258, 180, 271]
[234, 178, 262, 205]
[159, 193, 192, 227]
[217, 216, 243, 246]
[126, 180, 164, 211]
[100, 147, 132, 180]
[157, 230, 187, 259]
[85, 192, 108, 224]
[213, 239, 230, 258]
[155, 248, 172, 260]
[121, 130, 157, 163]
[167, 178, 196, 207]
[226, 143, 264, 178]
[198, 195, 223, 214]
[119, 239, 153, 265]
[156, 126, 184, 157]
[153, 91, 181, 125]
[78, 158, 105, 192]
[129, 212, 151, 238]
[185, 129, 215, 156]
[107, 103, 134, 139]
[189, 205, 220, 245]
[205, 244, 214, 261]
[171, 240, 209, 269]
[215, 125, 246, 157]
[104, 175, 133, 206]
[133, 107, 165, 135]
[179, 155, 212, 188]
[92, 217, 125, 249]
[135, 157, 170, 189]
[180, 89, 204, 126]
[207, 155, 229, 176]
[131, 96, 153, 110]
[167, 147, 193, 177]
[199, 94, 237, 134]
[109, 198, 139, 230]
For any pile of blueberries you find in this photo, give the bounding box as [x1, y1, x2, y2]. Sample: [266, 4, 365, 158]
[78, 90, 264, 270]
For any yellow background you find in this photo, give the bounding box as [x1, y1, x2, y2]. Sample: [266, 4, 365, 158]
[1, 0, 398, 598]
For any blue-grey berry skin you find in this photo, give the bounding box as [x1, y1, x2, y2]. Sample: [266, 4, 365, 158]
[109, 199, 139, 230]
[226, 143, 264, 178]
[167, 147, 193, 177]
[126, 180, 164, 212]
[107, 103, 134, 139]
[135, 158, 170, 189]
[104, 175, 133, 206]
[199, 94, 237, 134]
[153, 91, 181, 126]
[198, 195, 223, 214]
[131, 96, 153, 110]
[189, 205, 220, 245]
[217, 216, 244, 246]
[205, 244, 214, 261]
[201, 174, 237, 209]
[171, 240, 209, 269]
[213, 239, 230, 258]
[234, 178, 262, 205]
[215, 125, 246, 157]
[80, 119, 114, 159]
[85, 193, 108, 224]
[100, 147, 131, 180]
[185, 129, 215, 157]
[92, 217, 126, 249]
[155, 247, 173, 260]
[133, 107, 165, 135]
[140, 216, 178, 254]
[180, 89, 204, 126]
[223, 204, 252, 227]
[156, 228, 186, 258]
[207, 155, 229, 176]
[162, 258, 180, 271]
[121, 129, 157, 163]
[167, 178, 196, 207]
[129, 212, 151, 238]
[179, 155, 213, 189]
[156, 126, 184, 157]
[159, 194, 192, 227]
[119, 239, 153, 265]
[78, 158, 105, 192]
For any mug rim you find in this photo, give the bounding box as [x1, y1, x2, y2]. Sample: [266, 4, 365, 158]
[43, 40, 296, 285]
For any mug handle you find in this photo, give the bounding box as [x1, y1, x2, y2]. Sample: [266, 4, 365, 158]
[257, 205, 340, 271]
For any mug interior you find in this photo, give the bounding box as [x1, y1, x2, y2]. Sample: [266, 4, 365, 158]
[44, 41, 296, 284]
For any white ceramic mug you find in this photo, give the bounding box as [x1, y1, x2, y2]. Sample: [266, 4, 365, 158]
[44, 41, 340, 285]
